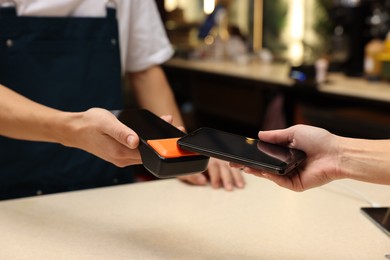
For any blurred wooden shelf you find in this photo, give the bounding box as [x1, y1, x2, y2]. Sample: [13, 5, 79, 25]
[163, 57, 390, 138]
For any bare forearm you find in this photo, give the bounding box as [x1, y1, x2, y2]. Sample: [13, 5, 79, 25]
[128, 66, 184, 127]
[0, 84, 70, 143]
[0, 84, 142, 167]
[337, 136, 390, 185]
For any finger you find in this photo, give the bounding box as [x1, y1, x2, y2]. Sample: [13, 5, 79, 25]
[113, 157, 142, 167]
[231, 168, 245, 188]
[243, 167, 267, 175]
[219, 166, 234, 191]
[177, 173, 207, 186]
[207, 162, 222, 189]
[243, 167, 293, 190]
[160, 115, 173, 124]
[100, 137, 142, 167]
[177, 126, 186, 132]
[160, 115, 186, 133]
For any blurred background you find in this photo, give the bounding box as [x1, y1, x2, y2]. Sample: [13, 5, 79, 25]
[153, 0, 390, 139]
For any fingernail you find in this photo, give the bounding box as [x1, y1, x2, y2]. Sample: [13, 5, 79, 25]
[225, 184, 233, 191]
[127, 135, 135, 147]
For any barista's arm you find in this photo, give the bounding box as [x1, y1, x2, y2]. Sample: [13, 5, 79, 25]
[127, 65, 184, 127]
[0, 84, 65, 142]
[0, 84, 140, 167]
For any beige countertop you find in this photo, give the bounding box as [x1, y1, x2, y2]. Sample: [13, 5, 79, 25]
[164, 57, 294, 86]
[0, 174, 388, 259]
[320, 73, 390, 103]
[164, 58, 390, 103]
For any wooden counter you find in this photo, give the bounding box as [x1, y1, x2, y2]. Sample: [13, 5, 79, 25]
[164, 57, 294, 86]
[0, 174, 388, 259]
[165, 58, 390, 103]
[318, 73, 390, 105]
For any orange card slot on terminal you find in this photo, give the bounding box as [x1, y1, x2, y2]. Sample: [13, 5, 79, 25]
[147, 138, 199, 158]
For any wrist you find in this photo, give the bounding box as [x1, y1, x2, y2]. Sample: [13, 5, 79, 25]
[336, 136, 366, 181]
[51, 111, 84, 147]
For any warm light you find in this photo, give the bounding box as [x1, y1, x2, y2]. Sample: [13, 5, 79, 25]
[290, 43, 304, 65]
[288, 0, 305, 63]
[289, 0, 304, 41]
[165, 0, 178, 12]
[204, 0, 215, 15]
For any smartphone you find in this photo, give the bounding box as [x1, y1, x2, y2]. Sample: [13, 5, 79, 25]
[361, 207, 390, 236]
[178, 127, 306, 175]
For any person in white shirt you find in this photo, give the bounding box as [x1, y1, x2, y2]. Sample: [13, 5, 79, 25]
[0, 0, 244, 199]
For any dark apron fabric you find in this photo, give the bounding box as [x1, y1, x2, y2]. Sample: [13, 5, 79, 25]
[0, 6, 134, 200]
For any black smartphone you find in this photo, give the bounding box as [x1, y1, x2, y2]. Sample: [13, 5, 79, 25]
[178, 127, 306, 175]
[361, 207, 390, 236]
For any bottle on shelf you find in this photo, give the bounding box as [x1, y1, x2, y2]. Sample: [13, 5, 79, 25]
[364, 38, 384, 81]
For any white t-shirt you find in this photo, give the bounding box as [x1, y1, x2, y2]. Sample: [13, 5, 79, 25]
[14, 0, 174, 74]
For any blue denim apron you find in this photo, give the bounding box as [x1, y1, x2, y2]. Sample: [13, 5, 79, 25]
[0, 6, 134, 200]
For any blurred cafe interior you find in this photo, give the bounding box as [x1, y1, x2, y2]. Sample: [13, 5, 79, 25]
[155, 0, 390, 139]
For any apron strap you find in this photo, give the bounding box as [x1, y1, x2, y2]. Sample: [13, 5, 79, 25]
[106, 7, 116, 19]
[105, 0, 117, 19]
[0, 0, 16, 16]
[0, 7, 16, 17]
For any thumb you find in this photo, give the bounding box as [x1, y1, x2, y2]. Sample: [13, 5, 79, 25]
[110, 121, 140, 149]
[125, 131, 140, 149]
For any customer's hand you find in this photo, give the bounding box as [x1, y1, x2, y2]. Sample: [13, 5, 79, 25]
[231, 124, 341, 191]
[178, 158, 245, 191]
[62, 108, 141, 167]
